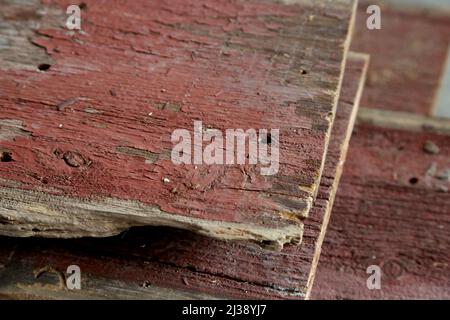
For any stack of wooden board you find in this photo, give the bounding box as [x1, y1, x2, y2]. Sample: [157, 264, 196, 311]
[0, 0, 368, 299]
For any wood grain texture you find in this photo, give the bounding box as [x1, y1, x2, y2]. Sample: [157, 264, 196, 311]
[312, 124, 450, 299]
[0, 53, 369, 300]
[0, 0, 356, 246]
[310, 3, 450, 299]
[351, 0, 450, 115]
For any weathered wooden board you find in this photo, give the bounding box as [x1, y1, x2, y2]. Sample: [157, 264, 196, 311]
[0, 53, 369, 300]
[312, 123, 450, 300]
[312, 4, 450, 297]
[0, 0, 357, 246]
[351, 0, 450, 115]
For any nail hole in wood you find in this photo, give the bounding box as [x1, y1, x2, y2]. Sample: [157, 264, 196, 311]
[38, 63, 51, 71]
[0, 152, 12, 162]
[409, 177, 419, 185]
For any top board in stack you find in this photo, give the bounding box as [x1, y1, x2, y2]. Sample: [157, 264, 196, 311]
[0, 0, 357, 249]
[0, 52, 369, 300]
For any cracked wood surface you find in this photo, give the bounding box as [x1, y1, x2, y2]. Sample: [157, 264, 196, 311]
[0, 0, 356, 246]
[0, 53, 369, 300]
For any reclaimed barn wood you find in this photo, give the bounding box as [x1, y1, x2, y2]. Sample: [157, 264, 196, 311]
[312, 4, 450, 297]
[0, 0, 357, 246]
[312, 123, 450, 299]
[311, 3, 450, 298]
[351, 0, 450, 115]
[0, 53, 369, 300]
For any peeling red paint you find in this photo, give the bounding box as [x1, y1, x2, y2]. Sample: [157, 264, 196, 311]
[0, 0, 353, 229]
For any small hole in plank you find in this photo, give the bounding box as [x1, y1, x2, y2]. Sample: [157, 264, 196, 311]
[300, 69, 308, 75]
[409, 177, 419, 185]
[79, 2, 87, 10]
[0, 152, 12, 162]
[38, 63, 51, 71]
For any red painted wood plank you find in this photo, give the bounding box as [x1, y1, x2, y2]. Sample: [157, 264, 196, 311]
[0, 0, 357, 245]
[311, 3, 450, 298]
[312, 124, 450, 299]
[351, 1, 450, 115]
[0, 53, 369, 299]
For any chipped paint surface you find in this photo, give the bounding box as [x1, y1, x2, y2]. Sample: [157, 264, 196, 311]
[0, 54, 368, 300]
[0, 0, 355, 243]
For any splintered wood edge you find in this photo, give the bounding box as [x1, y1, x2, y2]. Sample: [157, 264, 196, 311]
[0, 187, 303, 247]
[309, 0, 359, 202]
[305, 52, 370, 299]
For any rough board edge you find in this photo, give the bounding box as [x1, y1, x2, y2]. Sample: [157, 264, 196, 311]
[305, 51, 370, 299]
[0, 187, 303, 248]
[309, 0, 359, 202]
